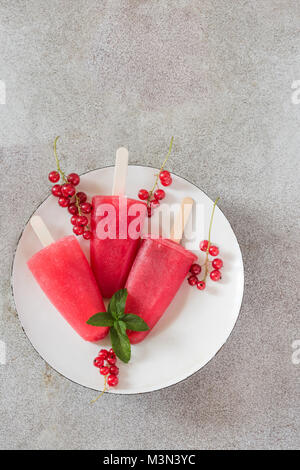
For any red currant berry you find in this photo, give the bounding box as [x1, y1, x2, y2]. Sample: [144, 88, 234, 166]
[107, 355, 117, 366]
[99, 366, 110, 376]
[188, 275, 198, 286]
[154, 189, 165, 200]
[190, 263, 201, 275]
[98, 354, 108, 362]
[209, 245, 219, 257]
[61, 183, 76, 198]
[197, 281, 206, 290]
[71, 215, 78, 225]
[160, 176, 172, 187]
[150, 199, 160, 209]
[76, 192, 87, 203]
[107, 374, 119, 387]
[108, 348, 114, 355]
[48, 171, 60, 183]
[58, 196, 70, 207]
[200, 240, 209, 252]
[159, 170, 171, 181]
[68, 203, 78, 215]
[93, 357, 104, 368]
[76, 215, 88, 226]
[80, 202, 92, 214]
[51, 184, 62, 197]
[73, 225, 84, 235]
[210, 270, 221, 281]
[98, 349, 108, 359]
[67, 173, 80, 186]
[212, 258, 223, 270]
[109, 365, 119, 375]
[138, 189, 149, 201]
[83, 230, 92, 240]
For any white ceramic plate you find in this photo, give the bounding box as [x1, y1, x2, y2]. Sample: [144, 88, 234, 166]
[12, 166, 244, 394]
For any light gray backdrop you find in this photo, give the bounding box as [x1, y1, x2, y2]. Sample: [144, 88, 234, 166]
[0, 0, 299, 450]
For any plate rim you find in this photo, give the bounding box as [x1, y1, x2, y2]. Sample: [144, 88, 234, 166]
[10, 164, 245, 395]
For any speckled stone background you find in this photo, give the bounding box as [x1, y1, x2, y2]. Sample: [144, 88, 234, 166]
[0, 0, 299, 450]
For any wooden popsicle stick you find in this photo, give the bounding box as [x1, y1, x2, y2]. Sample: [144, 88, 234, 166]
[112, 147, 128, 196]
[170, 197, 194, 244]
[30, 216, 55, 247]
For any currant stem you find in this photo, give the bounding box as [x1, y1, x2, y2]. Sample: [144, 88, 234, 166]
[203, 197, 220, 282]
[147, 137, 174, 205]
[53, 136, 68, 183]
[53, 137, 89, 228]
[90, 375, 108, 404]
[74, 193, 82, 216]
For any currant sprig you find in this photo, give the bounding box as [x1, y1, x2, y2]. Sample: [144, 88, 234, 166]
[91, 348, 119, 403]
[49, 137, 92, 239]
[188, 197, 223, 291]
[202, 196, 220, 282]
[138, 137, 174, 217]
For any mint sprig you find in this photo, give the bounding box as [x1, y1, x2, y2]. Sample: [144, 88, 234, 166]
[87, 288, 149, 363]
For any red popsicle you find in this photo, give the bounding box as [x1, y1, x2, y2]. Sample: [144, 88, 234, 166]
[28, 216, 108, 342]
[125, 198, 197, 344]
[91, 148, 147, 298]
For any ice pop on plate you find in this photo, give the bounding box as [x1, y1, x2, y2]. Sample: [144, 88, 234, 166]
[27, 216, 108, 342]
[91, 148, 147, 298]
[125, 197, 197, 344]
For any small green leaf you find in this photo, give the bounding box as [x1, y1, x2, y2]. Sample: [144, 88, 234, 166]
[123, 314, 150, 332]
[108, 288, 128, 320]
[115, 320, 127, 336]
[86, 312, 114, 327]
[110, 325, 131, 363]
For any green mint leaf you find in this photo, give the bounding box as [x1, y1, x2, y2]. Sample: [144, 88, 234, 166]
[123, 314, 150, 332]
[86, 312, 114, 327]
[108, 288, 128, 320]
[110, 324, 131, 363]
[115, 320, 127, 336]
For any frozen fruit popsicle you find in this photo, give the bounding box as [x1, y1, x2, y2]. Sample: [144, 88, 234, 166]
[28, 216, 108, 342]
[91, 148, 147, 298]
[125, 197, 197, 344]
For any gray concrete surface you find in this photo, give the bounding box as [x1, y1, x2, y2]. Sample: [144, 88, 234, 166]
[0, 0, 299, 450]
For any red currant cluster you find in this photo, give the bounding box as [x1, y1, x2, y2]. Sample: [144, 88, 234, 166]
[93, 348, 119, 388]
[48, 170, 92, 240]
[188, 240, 223, 290]
[138, 137, 174, 218]
[187, 197, 223, 291]
[138, 170, 173, 217]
